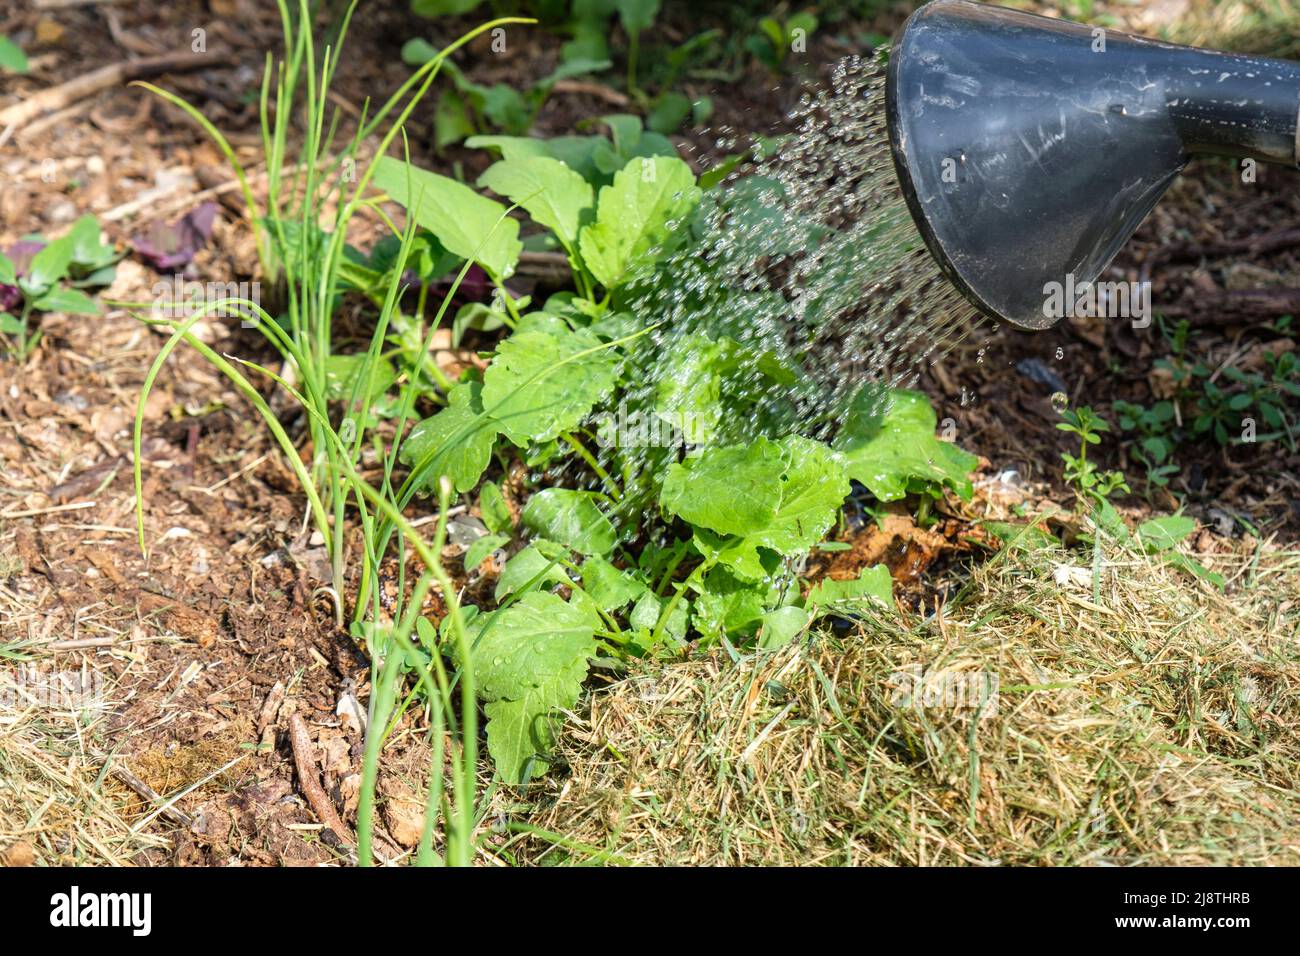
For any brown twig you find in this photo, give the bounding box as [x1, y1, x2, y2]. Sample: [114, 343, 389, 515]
[1162, 287, 1300, 325]
[0, 50, 226, 137]
[287, 712, 353, 845]
[110, 765, 195, 829]
[551, 79, 630, 107]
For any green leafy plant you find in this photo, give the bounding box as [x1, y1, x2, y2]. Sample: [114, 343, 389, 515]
[0, 216, 119, 360]
[1056, 405, 1130, 505]
[363, 133, 983, 782]
[746, 9, 818, 71]
[1112, 399, 1180, 489]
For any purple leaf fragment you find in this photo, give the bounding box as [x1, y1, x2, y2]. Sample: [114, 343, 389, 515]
[131, 202, 220, 271]
[1, 240, 46, 310]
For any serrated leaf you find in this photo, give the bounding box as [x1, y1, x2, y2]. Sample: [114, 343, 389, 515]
[461, 591, 596, 784]
[692, 565, 771, 640]
[400, 384, 498, 494]
[481, 325, 617, 445]
[578, 155, 700, 288]
[521, 488, 617, 556]
[372, 156, 521, 280]
[751, 435, 849, 555]
[833, 387, 978, 502]
[479, 157, 593, 249]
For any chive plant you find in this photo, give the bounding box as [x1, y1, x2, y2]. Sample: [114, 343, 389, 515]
[126, 0, 532, 866]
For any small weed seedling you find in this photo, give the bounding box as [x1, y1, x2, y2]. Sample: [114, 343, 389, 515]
[0, 216, 119, 360]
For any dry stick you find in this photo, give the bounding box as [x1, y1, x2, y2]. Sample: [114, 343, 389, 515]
[1163, 287, 1300, 324]
[110, 765, 195, 829]
[0, 50, 225, 139]
[287, 712, 354, 846]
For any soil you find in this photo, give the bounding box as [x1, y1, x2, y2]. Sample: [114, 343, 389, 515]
[0, 0, 1292, 865]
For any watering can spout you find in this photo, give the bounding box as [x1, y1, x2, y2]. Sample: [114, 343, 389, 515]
[885, 0, 1300, 329]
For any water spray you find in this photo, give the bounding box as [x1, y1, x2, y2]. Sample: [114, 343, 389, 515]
[886, 0, 1300, 329]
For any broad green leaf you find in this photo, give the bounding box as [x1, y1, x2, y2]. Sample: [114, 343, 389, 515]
[617, 0, 660, 34]
[400, 384, 498, 494]
[805, 565, 893, 611]
[759, 605, 810, 649]
[494, 542, 571, 601]
[0, 252, 15, 285]
[479, 481, 513, 534]
[31, 286, 97, 315]
[654, 333, 728, 443]
[750, 435, 850, 555]
[660, 438, 785, 537]
[481, 325, 617, 445]
[521, 488, 617, 556]
[463, 533, 509, 572]
[0, 36, 27, 74]
[578, 155, 701, 288]
[1136, 515, 1196, 552]
[465, 134, 552, 161]
[372, 156, 521, 280]
[19, 236, 73, 297]
[629, 589, 688, 641]
[833, 387, 978, 502]
[433, 89, 476, 149]
[323, 353, 397, 402]
[479, 157, 593, 249]
[463, 591, 596, 784]
[66, 215, 116, 270]
[692, 566, 771, 640]
[647, 91, 691, 134]
[581, 556, 646, 611]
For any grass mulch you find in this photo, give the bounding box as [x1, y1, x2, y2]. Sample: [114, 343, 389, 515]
[507, 543, 1300, 865]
